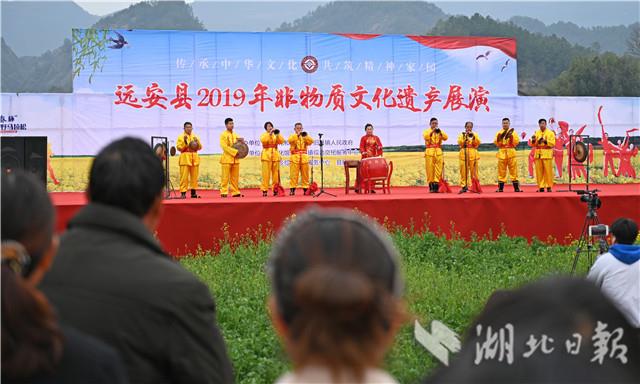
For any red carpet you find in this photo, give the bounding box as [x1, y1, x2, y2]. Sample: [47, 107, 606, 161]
[51, 184, 640, 257]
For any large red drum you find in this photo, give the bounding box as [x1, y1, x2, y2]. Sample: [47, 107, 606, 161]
[359, 157, 388, 180]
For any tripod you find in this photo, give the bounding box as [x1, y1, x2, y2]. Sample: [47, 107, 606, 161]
[570, 198, 603, 275]
[314, 133, 336, 198]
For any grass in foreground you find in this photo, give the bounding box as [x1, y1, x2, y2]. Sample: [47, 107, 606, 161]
[181, 229, 588, 384]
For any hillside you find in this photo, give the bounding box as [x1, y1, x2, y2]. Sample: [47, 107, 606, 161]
[1, 1, 98, 57]
[1, 1, 204, 93]
[510, 16, 636, 55]
[429, 13, 596, 95]
[275, 1, 446, 34]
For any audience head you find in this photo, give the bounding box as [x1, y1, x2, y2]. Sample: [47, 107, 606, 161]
[1, 170, 63, 380]
[428, 277, 640, 384]
[611, 218, 638, 245]
[88, 137, 164, 228]
[268, 209, 406, 380]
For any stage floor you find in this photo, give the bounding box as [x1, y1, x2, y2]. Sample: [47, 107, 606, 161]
[51, 184, 640, 256]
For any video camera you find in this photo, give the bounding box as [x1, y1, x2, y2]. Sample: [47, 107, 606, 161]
[577, 190, 601, 211]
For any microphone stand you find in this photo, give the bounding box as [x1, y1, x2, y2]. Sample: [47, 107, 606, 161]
[314, 133, 336, 198]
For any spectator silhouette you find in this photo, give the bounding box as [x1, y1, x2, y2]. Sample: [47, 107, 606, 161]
[2, 170, 127, 384]
[267, 209, 407, 383]
[40, 138, 233, 384]
[426, 277, 640, 383]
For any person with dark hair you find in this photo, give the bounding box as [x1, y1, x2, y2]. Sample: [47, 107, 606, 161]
[359, 123, 383, 159]
[260, 121, 285, 197]
[268, 208, 407, 383]
[40, 138, 233, 384]
[176, 121, 202, 199]
[588, 218, 640, 328]
[457, 121, 481, 193]
[493, 117, 522, 192]
[288, 122, 314, 196]
[423, 117, 448, 193]
[220, 117, 244, 197]
[530, 118, 556, 192]
[2, 171, 127, 384]
[426, 277, 640, 384]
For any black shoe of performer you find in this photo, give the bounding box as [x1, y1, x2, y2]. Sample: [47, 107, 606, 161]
[191, 189, 200, 198]
[513, 181, 522, 192]
[547, 188, 552, 192]
[263, 191, 268, 197]
[459, 187, 468, 194]
[273, 190, 278, 196]
[496, 182, 504, 192]
[232, 194, 244, 198]
[220, 194, 228, 198]
[180, 192, 187, 199]
[538, 188, 544, 192]
[290, 188, 296, 196]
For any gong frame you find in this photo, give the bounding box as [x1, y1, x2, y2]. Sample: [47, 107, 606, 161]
[151, 136, 178, 199]
[565, 134, 592, 192]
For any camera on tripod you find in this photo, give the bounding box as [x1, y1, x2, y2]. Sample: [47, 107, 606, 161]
[571, 189, 607, 274]
[577, 190, 601, 210]
[588, 224, 609, 237]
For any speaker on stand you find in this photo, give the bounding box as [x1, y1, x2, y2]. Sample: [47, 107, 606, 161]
[1, 137, 47, 184]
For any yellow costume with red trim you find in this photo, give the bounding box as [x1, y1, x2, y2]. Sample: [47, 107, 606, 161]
[219, 130, 241, 196]
[260, 131, 285, 192]
[423, 128, 448, 183]
[288, 133, 314, 189]
[530, 128, 556, 189]
[494, 128, 520, 183]
[176, 132, 202, 193]
[457, 132, 480, 188]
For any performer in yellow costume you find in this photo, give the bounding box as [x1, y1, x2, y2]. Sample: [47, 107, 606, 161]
[219, 117, 244, 197]
[288, 122, 314, 196]
[260, 121, 285, 197]
[457, 121, 480, 193]
[530, 118, 557, 192]
[176, 121, 202, 199]
[423, 117, 448, 193]
[494, 118, 522, 192]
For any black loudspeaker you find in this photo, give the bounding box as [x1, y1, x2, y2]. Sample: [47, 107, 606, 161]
[1, 137, 47, 184]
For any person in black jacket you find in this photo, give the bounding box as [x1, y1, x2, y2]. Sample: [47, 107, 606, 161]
[40, 138, 234, 384]
[1, 170, 127, 384]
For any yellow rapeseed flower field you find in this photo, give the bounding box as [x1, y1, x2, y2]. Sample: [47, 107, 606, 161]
[47, 149, 639, 192]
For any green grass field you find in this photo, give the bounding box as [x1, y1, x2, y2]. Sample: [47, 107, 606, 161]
[181, 228, 589, 384]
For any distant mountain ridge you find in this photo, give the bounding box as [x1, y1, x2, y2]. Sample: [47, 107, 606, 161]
[510, 16, 636, 55]
[274, 1, 446, 34]
[1, 1, 204, 93]
[1, 1, 98, 57]
[1, 1, 637, 96]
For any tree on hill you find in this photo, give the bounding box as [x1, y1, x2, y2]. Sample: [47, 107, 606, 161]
[429, 13, 595, 95]
[545, 53, 640, 96]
